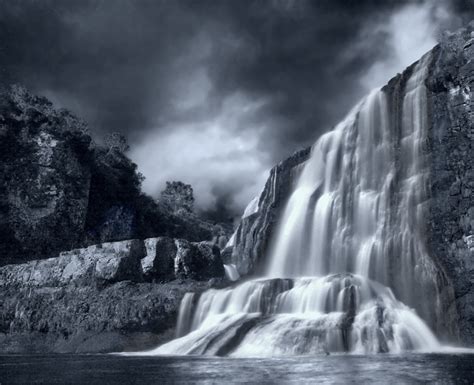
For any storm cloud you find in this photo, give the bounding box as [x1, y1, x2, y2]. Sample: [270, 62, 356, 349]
[1, 0, 472, 218]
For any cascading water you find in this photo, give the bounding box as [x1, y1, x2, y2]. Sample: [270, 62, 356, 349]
[139, 54, 446, 356]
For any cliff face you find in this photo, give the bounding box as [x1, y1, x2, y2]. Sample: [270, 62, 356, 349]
[0, 86, 92, 265]
[425, 26, 474, 344]
[228, 25, 474, 344]
[0, 86, 221, 266]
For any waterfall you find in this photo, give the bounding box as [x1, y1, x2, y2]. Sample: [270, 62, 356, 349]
[175, 293, 196, 338]
[139, 54, 446, 356]
[224, 264, 240, 282]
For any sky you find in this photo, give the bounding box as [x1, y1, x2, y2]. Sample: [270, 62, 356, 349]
[0, 0, 472, 221]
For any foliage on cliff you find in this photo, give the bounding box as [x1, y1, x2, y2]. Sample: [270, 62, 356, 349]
[0, 85, 218, 265]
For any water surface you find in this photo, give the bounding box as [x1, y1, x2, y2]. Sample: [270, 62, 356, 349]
[1, 353, 473, 384]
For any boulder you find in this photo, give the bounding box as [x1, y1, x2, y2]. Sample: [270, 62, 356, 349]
[195, 241, 225, 278]
[141, 237, 176, 281]
[93, 240, 144, 283]
[174, 239, 224, 280]
[0, 237, 226, 288]
[0, 257, 70, 288]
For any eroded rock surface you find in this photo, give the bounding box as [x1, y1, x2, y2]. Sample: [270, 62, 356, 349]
[425, 25, 474, 344]
[0, 85, 92, 265]
[0, 280, 212, 353]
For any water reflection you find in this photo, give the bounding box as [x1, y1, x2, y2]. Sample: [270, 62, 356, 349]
[1, 354, 473, 384]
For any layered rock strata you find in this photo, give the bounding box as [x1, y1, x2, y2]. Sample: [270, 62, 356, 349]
[0, 238, 225, 353]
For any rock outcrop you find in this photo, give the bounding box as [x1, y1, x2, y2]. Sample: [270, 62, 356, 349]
[0, 240, 143, 288]
[174, 240, 225, 280]
[0, 238, 226, 353]
[141, 237, 176, 281]
[0, 238, 225, 288]
[0, 85, 92, 266]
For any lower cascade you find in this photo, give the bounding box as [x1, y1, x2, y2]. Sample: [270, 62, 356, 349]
[148, 274, 439, 356]
[137, 53, 448, 356]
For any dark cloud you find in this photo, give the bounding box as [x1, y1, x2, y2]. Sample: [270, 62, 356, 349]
[0, 0, 472, 216]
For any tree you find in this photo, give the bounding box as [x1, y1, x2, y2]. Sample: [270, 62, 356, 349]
[160, 181, 195, 214]
[104, 132, 129, 153]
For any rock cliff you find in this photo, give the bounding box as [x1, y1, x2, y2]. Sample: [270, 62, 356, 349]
[0, 86, 92, 265]
[425, 26, 474, 344]
[0, 85, 224, 266]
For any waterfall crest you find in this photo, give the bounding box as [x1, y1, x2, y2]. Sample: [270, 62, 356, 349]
[140, 54, 446, 356]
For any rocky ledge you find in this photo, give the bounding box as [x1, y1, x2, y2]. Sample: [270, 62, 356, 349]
[0, 239, 227, 353]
